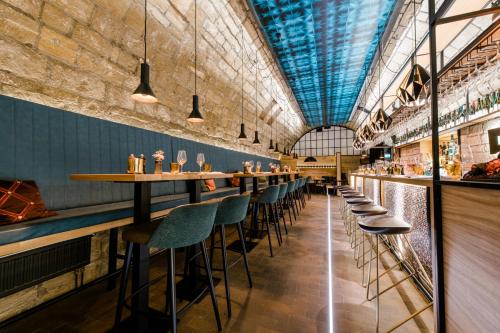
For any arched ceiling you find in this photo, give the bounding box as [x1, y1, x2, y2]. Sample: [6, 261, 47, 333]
[249, 0, 398, 127]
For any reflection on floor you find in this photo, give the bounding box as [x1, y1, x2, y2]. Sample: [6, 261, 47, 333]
[2, 195, 433, 332]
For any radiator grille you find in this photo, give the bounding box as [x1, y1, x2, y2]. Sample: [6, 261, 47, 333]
[0, 237, 91, 298]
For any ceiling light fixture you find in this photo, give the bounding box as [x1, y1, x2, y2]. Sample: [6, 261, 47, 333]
[187, 0, 203, 122]
[131, 0, 157, 104]
[252, 51, 261, 146]
[396, 0, 430, 107]
[371, 39, 392, 133]
[238, 26, 247, 142]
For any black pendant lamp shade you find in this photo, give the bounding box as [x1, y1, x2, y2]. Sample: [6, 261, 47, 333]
[274, 142, 279, 153]
[397, 63, 430, 107]
[252, 130, 261, 145]
[132, 63, 158, 103]
[188, 95, 204, 122]
[370, 108, 392, 133]
[131, 0, 157, 104]
[238, 123, 247, 141]
[268, 138, 274, 152]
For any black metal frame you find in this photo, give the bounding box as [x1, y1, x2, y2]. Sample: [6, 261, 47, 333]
[428, 2, 500, 332]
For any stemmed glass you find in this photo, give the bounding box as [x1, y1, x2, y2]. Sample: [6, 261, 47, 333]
[177, 150, 187, 173]
[196, 153, 205, 172]
[249, 160, 254, 173]
[256, 161, 261, 172]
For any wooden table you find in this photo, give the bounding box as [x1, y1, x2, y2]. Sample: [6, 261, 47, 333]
[231, 172, 299, 247]
[233, 171, 298, 194]
[70, 172, 233, 333]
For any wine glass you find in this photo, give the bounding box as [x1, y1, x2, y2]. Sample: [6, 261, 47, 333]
[249, 160, 254, 172]
[196, 153, 205, 172]
[177, 150, 187, 173]
[256, 161, 261, 172]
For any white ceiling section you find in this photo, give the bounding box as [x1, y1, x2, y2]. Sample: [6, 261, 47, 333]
[350, 0, 495, 130]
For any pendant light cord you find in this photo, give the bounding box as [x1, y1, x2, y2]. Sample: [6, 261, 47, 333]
[255, 50, 258, 127]
[144, 0, 147, 62]
[194, 0, 197, 94]
[241, 26, 244, 122]
[379, 39, 383, 110]
[413, 0, 417, 64]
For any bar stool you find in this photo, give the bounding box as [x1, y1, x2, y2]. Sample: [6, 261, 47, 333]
[254, 185, 281, 257]
[348, 204, 388, 287]
[286, 180, 298, 221]
[210, 193, 252, 318]
[358, 216, 411, 333]
[113, 202, 222, 333]
[305, 176, 313, 199]
[277, 183, 291, 231]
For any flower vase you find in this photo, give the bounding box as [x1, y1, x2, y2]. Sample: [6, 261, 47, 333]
[154, 161, 163, 174]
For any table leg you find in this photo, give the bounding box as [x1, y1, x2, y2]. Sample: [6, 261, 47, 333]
[253, 177, 259, 193]
[239, 177, 247, 194]
[132, 182, 151, 333]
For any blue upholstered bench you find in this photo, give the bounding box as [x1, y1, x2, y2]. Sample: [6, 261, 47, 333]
[0, 185, 240, 255]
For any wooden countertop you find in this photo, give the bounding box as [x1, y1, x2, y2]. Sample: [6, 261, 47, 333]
[232, 171, 298, 178]
[70, 172, 234, 182]
[351, 173, 433, 187]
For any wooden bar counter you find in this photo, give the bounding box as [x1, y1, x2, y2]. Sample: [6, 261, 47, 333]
[351, 173, 500, 332]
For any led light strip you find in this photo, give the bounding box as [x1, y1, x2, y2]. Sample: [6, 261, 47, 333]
[327, 192, 334, 333]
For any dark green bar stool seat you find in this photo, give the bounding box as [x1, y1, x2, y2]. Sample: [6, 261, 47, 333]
[209, 193, 252, 318]
[114, 202, 222, 333]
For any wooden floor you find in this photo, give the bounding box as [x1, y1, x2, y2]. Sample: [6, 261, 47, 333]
[2, 195, 433, 332]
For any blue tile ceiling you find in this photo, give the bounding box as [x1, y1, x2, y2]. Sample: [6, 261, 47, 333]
[250, 0, 397, 126]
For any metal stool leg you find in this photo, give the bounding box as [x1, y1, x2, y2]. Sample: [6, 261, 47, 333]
[237, 222, 253, 288]
[113, 242, 133, 329]
[219, 225, 231, 318]
[166, 248, 177, 333]
[200, 240, 222, 331]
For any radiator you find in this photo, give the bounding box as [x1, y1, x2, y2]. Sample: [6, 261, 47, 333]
[0, 236, 91, 298]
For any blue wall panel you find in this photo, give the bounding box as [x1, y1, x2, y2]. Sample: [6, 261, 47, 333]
[0, 95, 278, 210]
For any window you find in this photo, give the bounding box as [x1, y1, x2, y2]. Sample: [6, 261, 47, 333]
[291, 126, 360, 157]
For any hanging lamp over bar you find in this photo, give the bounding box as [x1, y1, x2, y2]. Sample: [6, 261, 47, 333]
[131, 0, 157, 104]
[371, 39, 392, 133]
[238, 26, 247, 142]
[188, 0, 203, 122]
[396, 0, 430, 107]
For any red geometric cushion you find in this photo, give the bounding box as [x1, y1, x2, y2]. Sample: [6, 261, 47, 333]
[0, 180, 56, 225]
[204, 179, 216, 192]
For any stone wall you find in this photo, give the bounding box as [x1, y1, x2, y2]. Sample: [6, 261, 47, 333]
[0, 0, 308, 159]
[0, 0, 308, 321]
[460, 117, 500, 174]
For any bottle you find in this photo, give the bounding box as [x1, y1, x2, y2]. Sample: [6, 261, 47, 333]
[128, 154, 135, 174]
[140, 154, 146, 174]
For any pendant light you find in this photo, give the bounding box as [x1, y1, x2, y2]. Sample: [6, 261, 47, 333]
[274, 118, 279, 152]
[396, 0, 430, 107]
[268, 118, 274, 152]
[252, 51, 261, 145]
[187, 0, 203, 122]
[131, 0, 157, 104]
[238, 26, 247, 142]
[371, 39, 392, 133]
